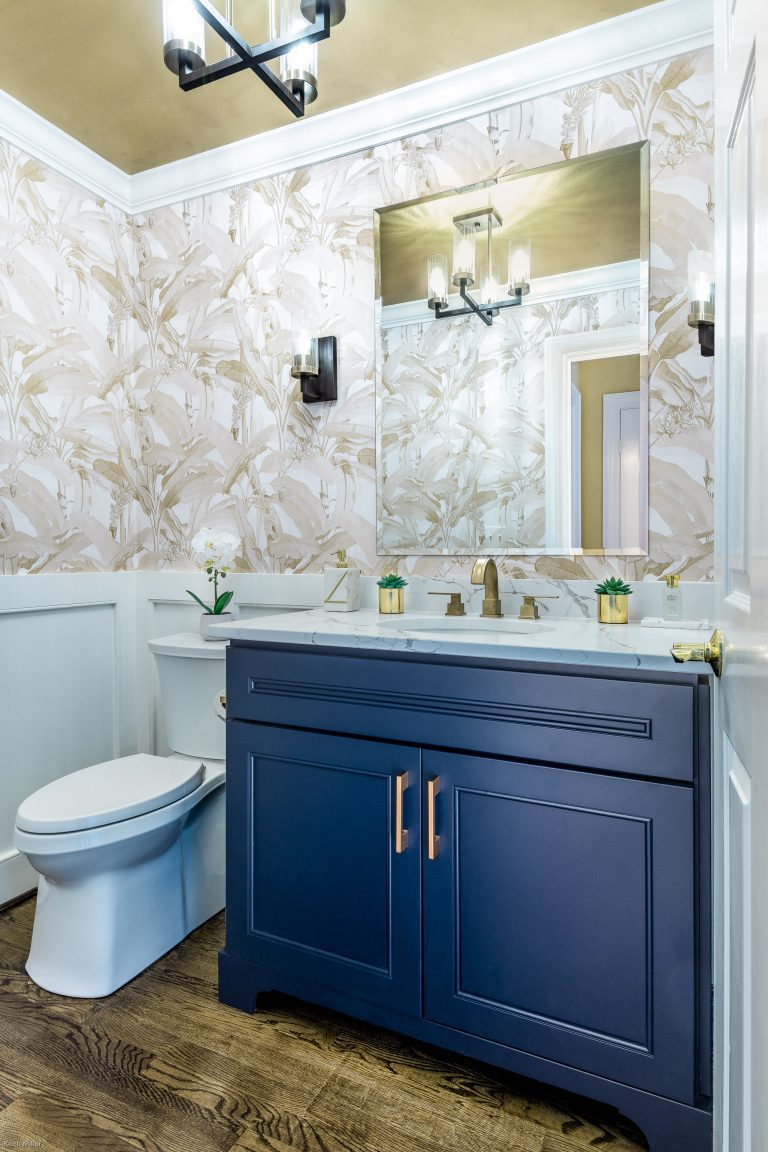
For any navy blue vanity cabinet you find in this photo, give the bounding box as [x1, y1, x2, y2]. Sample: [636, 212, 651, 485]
[224, 721, 421, 1016]
[422, 749, 695, 1102]
[220, 642, 712, 1152]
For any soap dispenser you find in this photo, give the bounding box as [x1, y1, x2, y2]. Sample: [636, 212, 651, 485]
[662, 574, 682, 621]
[323, 548, 360, 612]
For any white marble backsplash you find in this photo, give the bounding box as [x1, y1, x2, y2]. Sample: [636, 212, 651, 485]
[216, 570, 715, 624]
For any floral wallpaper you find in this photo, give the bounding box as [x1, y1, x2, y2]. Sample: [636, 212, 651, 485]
[0, 48, 714, 581]
[379, 283, 642, 554]
[0, 141, 137, 572]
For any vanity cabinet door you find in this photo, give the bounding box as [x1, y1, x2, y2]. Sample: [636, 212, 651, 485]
[226, 722, 421, 1015]
[422, 751, 696, 1104]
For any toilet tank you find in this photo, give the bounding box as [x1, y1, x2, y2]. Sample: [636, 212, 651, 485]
[148, 634, 227, 761]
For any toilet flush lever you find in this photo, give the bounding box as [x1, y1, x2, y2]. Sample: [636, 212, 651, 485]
[214, 693, 227, 721]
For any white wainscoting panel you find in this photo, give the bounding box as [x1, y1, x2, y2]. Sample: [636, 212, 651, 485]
[0, 574, 137, 904]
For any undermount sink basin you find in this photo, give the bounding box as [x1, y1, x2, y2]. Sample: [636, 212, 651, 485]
[378, 616, 553, 635]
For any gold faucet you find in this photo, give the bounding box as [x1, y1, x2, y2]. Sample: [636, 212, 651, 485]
[471, 557, 503, 617]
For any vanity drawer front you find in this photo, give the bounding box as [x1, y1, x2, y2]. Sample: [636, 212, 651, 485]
[227, 646, 696, 782]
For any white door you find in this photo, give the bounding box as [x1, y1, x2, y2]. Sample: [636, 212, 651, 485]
[714, 0, 768, 1148]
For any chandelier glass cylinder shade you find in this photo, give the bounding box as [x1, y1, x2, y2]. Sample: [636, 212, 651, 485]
[452, 223, 477, 288]
[508, 237, 532, 296]
[270, 0, 318, 105]
[427, 255, 448, 309]
[162, 0, 346, 116]
[163, 0, 206, 74]
[428, 206, 532, 326]
[479, 263, 501, 308]
[687, 249, 715, 357]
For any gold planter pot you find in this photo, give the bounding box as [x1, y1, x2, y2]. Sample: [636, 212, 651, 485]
[597, 594, 629, 625]
[378, 587, 405, 614]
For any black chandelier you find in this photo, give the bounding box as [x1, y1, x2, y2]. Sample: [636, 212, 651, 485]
[162, 0, 346, 116]
[427, 207, 532, 327]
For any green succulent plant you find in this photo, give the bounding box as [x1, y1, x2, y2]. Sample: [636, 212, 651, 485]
[377, 573, 408, 589]
[594, 577, 633, 596]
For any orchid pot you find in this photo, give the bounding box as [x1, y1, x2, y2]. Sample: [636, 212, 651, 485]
[199, 611, 234, 641]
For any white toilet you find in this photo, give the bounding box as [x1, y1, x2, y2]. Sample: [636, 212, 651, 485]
[13, 633, 227, 998]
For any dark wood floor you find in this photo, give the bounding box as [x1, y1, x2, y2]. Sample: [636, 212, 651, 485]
[0, 897, 647, 1152]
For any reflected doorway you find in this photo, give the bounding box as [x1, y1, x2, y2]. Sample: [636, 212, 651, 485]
[569, 355, 641, 550]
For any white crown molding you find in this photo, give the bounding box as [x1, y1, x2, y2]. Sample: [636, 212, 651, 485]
[0, 0, 712, 216]
[0, 88, 132, 213]
[381, 261, 643, 329]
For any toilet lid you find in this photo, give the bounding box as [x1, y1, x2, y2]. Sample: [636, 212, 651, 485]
[15, 754, 206, 834]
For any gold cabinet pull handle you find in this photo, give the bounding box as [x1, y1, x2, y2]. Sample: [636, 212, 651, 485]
[395, 772, 409, 853]
[670, 628, 723, 677]
[427, 776, 440, 860]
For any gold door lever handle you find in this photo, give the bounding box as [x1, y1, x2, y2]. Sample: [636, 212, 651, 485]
[395, 772, 409, 853]
[670, 628, 723, 677]
[427, 776, 440, 860]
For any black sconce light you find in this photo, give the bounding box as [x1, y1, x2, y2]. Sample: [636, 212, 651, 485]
[290, 329, 337, 403]
[687, 249, 715, 357]
[426, 207, 531, 326]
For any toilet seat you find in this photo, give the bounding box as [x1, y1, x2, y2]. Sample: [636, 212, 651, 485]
[15, 753, 206, 835]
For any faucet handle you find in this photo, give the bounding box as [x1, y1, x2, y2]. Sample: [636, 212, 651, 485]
[428, 591, 466, 617]
[519, 594, 558, 620]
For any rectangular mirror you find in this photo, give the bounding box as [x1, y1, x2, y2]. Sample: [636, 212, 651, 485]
[375, 141, 649, 556]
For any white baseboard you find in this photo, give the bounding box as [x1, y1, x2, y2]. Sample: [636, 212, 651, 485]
[0, 850, 37, 908]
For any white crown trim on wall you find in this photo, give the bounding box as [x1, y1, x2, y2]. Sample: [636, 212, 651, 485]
[0, 0, 712, 216]
[0, 87, 133, 213]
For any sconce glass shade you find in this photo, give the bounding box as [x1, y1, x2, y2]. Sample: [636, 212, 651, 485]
[290, 326, 319, 378]
[508, 237, 531, 296]
[452, 223, 476, 287]
[687, 249, 715, 322]
[163, 0, 206, 74]
[427, 255, 448, 308]
[270, 0, 319, 105]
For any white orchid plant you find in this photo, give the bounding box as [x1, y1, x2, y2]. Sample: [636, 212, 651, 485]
[187, 529, 239, 615]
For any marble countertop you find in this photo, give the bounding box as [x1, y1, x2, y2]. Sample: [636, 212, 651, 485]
[209, 607, 715, 675]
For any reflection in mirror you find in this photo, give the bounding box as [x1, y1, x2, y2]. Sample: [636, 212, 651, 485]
[375, 142, 649, 556]
[577, 358, 641, 551]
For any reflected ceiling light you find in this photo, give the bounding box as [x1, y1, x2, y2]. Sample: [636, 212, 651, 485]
[162, 0, 346, 117]
[687, 249, 714, 357]
[427, 207, 531, 326]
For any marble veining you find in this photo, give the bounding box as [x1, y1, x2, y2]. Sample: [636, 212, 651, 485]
[210, 608, 715, 674]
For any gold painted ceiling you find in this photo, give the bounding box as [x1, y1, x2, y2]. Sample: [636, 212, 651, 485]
[0, 0, 663, 173]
